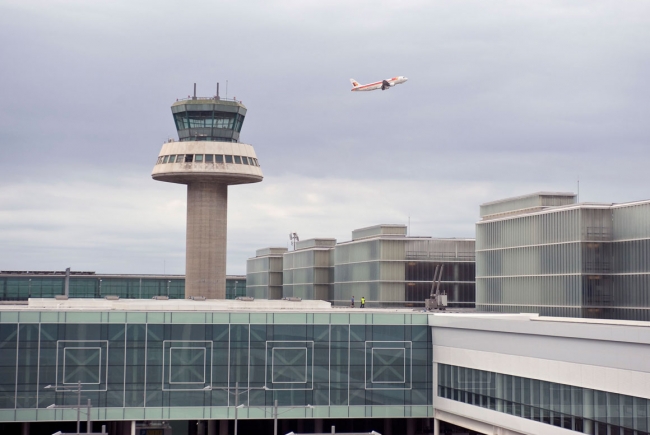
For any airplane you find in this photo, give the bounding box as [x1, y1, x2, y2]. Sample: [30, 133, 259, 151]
[350, 76, 408, 92]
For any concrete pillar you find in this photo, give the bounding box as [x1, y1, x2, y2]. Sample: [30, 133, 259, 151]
[21, 422, 29, 435]
[383, 418, 392, 435]
[207, 420, 217, 435]
[406, 418, 415, 435]
[219, 419, 229, 435]
[433, 418, 439, 435]
[186, 182, 228, 299]
[314, 419, 323, 434]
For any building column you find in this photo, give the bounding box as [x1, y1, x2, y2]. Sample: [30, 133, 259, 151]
[314, 419, 323, 433]
[433, 418, 439, 435]
[383, 419, 392, 435]
[219, 419, 229, 435]
[186, 182, 228, 299]
[406, 418, 415, 435]
[21, 422, 29, 435]
[207, 420, 217, 435]
[583, 389, 594, 434]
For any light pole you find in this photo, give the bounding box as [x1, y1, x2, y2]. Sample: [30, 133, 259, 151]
[44, 381, 92, 434]
[210, 381, 264, 435]
[244, 394, 313, 435]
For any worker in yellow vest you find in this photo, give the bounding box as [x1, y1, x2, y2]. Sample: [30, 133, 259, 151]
[360, 296, 365, 308]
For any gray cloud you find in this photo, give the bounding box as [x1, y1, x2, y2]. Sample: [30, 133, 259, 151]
[1, 0, 649, 273]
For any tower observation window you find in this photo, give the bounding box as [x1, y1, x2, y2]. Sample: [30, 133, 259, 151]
[234, 156, 241, 164]
[185, 154, 193, 163]
[225, 155, 233, 164]
[205, 154, 213, 163]
[168, 155, 176, 163]
[242, 157, 249, 165]
[216, 155, 224, 163]
[195, 154, 203, 162]
[162, 156, 169, 164]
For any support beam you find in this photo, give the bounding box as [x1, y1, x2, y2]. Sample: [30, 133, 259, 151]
[21, 422, 29, 435]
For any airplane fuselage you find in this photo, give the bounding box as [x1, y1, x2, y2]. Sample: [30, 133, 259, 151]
[350, 76, 408, 92]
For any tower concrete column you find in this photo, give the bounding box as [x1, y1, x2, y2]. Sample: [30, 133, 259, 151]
[21, 422, 29, 435]
[186, 182, 228, 299]
[433, 418, 439, 435]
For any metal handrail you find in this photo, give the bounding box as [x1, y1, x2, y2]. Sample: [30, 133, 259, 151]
[176, 96, 241, 103]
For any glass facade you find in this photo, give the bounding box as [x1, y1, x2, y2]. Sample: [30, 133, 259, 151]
[476, 198, 650, 320]
[0, 274, 246, 301]
[283, 240, 335, 302]
[246, 249, 287, 299]
[248, 227, 476, 308]
[333, 236, 475, 308]
[438, 364, 650, 435]
[0, 311, 431, 422]
[170, 99, 247, 143]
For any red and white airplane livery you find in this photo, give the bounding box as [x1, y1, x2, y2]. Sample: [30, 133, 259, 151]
[350, 76, 408, 92]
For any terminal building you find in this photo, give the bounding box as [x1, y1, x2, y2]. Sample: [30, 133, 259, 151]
[0, 272, 246, 301]
[476, 192, 650, 321]
[0, 299, 648, 435]
[246, 225, 476, 308]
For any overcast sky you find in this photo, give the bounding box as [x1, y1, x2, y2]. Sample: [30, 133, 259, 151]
[1, 0, 649, 275]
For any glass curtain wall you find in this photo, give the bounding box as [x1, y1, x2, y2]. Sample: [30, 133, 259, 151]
[0, 314, 431, 416]
[283, 248, 334, 301]
[0, 275, 245, 301]
[438, 363, 650, 435]
[478, 200, 650, 320]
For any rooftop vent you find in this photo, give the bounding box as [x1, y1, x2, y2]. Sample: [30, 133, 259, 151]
[283, 297, 302, 302]
[55, 295, 69, 300]
[235, 296, 254, 302]
[190, 296, 206, 301]
[105, 295, 120, 301]
[152, 296, 169, 300]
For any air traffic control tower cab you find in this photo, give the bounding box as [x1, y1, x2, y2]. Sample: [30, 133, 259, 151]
[152, 84, 263, 299]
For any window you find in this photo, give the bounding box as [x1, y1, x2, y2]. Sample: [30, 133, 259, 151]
[234, 156, 242, 164]
[215, 155, 224, 163]
[242, 156, 249, 165]
[162, 156, 169, 164]
[195, 154, 203, 162]
[248, 157, 255, 165]
[225, 155, 233, 164]
[205, 154, 213, 163]
[185, 154, 193, 163]
[168, 155, 176, 163]
[253, 158, 259, 166]
[177, 155, 184, 162]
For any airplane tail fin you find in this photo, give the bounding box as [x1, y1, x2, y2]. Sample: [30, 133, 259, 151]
[350, 79, 360, 88]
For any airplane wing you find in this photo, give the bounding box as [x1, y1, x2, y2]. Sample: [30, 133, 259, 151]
[381, 80, 391, 91]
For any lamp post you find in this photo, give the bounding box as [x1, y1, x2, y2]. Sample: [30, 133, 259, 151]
[210, 381, 264, 435]
[44, 381, 92, 434]
[244, 394, 313, 435]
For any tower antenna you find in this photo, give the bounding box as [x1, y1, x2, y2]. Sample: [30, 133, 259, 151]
[216, 83, 220, 99]
[193, 83, 197, 100]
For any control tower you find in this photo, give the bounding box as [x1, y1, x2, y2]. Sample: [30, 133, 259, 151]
[152, 85, 263, 299]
